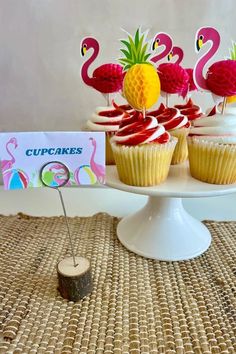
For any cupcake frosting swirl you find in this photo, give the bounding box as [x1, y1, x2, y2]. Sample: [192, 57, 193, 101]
[174, 98, 202, 121]
[112, 111, 170, 145]
[190, 113, 236, 144]
[87, 104, 133, 132]
[149, 104, 190, 130]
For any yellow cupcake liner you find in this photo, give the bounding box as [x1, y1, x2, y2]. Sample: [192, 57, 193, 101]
[106, 133, 116, 165]
[111, 138, 177, 186]
[188, 138, 236, 184]
[170, 127, 190, 165]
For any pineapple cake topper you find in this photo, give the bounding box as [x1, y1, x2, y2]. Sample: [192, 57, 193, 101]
[119, 28, 161, 113]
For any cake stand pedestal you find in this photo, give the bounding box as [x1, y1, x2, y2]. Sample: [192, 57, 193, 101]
[106, 163, 236, 261]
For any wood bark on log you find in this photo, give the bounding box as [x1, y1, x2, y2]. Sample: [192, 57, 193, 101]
[57, 256, 92, 301]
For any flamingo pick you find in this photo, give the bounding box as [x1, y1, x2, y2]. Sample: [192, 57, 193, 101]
[151, 32, 173, 64]
[168, 46, 197, 98]
[193, 27, 236, 111]
[167, 46, 184, 65]
[81, 37, 124, 106]
[151, 33, 189, 106]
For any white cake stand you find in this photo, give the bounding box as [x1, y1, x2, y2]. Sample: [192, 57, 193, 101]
[106, 163, 236, 261]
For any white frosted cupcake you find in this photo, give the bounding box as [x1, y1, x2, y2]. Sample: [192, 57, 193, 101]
[149, 104, 190, 164]
[188, 113, 236, 184]
[87, 104, 133, 164]
[111, 112, 177, 186]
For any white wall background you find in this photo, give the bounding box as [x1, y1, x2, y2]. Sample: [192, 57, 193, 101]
[1, 0, 236, 132]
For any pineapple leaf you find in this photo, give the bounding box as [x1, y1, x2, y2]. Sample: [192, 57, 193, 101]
[118, 59, 134, 69]
[120, 49, 132, 60]
[229, 41, 236, 60]
[134, 29, 140, 49]
[128, 36, 137, 55]
[121, 40, 131, 52]
[119, 58, 133, 65]
[118, 59, 128, 66]
[136, 34, 144, 58]
[144, 53, 151, 61]
[120, 28, 151, 68]
[140, 42, 148, 61]
[123, 64, 131, 70]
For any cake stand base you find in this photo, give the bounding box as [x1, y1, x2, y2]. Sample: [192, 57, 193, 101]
[117, 196, 211, 261]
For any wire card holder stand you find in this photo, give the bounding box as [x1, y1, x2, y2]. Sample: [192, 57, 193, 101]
[40, 161, 93, 301]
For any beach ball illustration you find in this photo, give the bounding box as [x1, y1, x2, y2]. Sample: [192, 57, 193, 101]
[3, 169, 29, 189]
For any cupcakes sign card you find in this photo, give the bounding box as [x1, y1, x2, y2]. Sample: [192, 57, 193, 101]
[0, 131, 105, 190]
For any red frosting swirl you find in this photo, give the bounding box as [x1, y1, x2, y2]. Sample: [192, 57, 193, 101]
[149, 104, 190, 130]
[112, 111, 170, 146]
[87, 103, 134, 132]
[174, 98, 202, 121]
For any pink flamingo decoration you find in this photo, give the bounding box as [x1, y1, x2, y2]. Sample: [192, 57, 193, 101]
[151, 33, 189, 104]
[89, 137, 105, 184]
[81, 37, 124, 106]
[168, 46, 197, 95]
[1, 137, 17, 173]
[167, 46, 184, 65]
[151, 32, 173, 64]
[194, 27, 236, 109]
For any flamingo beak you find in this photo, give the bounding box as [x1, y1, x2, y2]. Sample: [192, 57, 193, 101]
[167, 52, 173, 61]
[152, 40, 158, 51]
[81, 46, 86, 56]
[196, 38, 203, 51]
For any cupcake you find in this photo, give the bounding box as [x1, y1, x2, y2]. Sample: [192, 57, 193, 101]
[149, 104, 190, 164]
[87, 103, 133, 164]
[111, 111, 177, 186]
[188, 113, 236, 184]
[174, 98, 202, 123]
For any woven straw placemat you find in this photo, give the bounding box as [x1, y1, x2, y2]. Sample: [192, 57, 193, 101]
[0, 213, 235, 354]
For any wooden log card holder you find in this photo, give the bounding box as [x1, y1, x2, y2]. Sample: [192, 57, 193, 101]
[40, 161, 93, 301]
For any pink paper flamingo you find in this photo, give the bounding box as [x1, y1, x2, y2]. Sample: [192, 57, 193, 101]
[194, 27, 236, 101]
[151, 32, 173, 64]
[81, 37, 124, 105]
[1, 137, 17, 173]
[151, 33, 189, 103]
[168, 46, 197, 94]
[167, 46, 184, 64]
[89, 137, 105, 184]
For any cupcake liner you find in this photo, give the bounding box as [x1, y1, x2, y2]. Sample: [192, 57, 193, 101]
[106, 133, 116, 165]
[188, 137, 236, 184]
[170, 127, 190, 165]
[111, 138, 177, 186]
